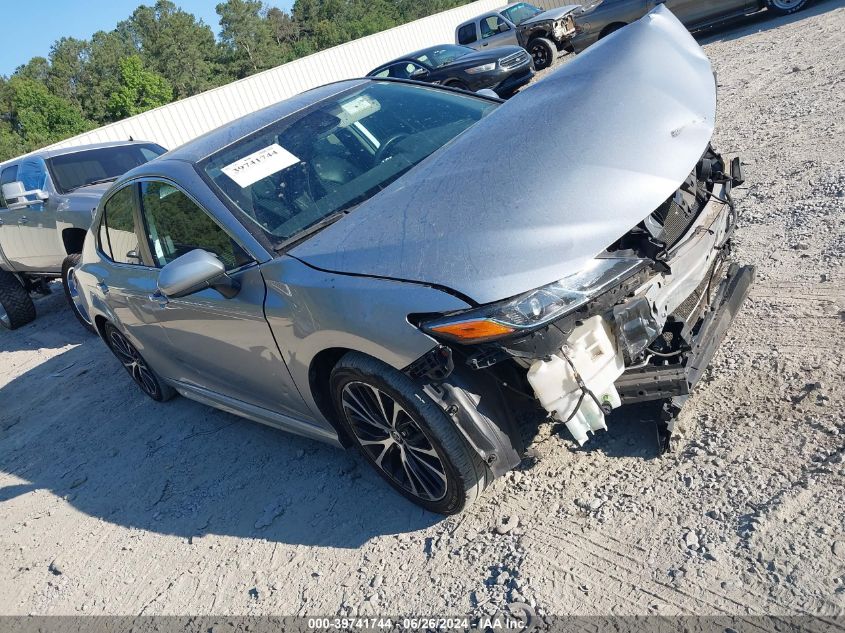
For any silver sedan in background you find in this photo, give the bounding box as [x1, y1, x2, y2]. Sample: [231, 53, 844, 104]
[75, 7, 753, 514]
[570, 0, 812, 52]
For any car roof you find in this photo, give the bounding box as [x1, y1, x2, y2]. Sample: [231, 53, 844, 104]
[373, 44, 471, 71]
[161, 79, 369, 165]
[0, 140, 163, 170]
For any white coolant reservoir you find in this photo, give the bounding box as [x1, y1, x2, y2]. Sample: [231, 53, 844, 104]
[526, 315, 625, 446]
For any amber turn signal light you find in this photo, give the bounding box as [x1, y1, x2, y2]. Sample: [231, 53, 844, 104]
[429, 319, 515, 342]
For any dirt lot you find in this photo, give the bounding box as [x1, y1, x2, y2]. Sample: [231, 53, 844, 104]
[1, 1, 844, 621]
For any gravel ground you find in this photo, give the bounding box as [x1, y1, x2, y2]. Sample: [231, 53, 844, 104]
[1, 1, 843, 620]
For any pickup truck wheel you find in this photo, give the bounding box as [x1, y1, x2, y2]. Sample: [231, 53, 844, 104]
[0, 270, 36, 330]
[103, 322, 176, 402]
[330, 352, 489, 515]
[767, 0, 809, 14]
[61, 254, 96, 334]
[528, 37, 556, 70]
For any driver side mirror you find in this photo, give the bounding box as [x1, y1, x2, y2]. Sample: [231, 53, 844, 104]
[2, 181, 49, 210]
[410, 67, 430, 80]
[157, 249, 240, 299]
[498, 22, 510, 33]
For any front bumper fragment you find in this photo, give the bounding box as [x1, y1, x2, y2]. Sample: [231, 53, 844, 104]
[615, 263, 755, 404]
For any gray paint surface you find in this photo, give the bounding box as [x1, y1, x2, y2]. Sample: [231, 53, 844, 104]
[291, 6, 717, 305]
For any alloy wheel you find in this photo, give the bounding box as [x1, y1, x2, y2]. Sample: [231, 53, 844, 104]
[770, 0, 804, 8]
[108, 328, 161, 399]
[341, 381, 448, 502]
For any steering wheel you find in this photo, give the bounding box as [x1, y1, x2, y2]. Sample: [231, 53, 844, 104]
[375, 133, 410, 164]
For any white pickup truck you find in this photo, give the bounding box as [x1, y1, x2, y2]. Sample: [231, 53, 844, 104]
[0, 141, 165, 330]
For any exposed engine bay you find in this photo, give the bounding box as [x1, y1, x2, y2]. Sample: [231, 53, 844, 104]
[410, 147, 753, 467]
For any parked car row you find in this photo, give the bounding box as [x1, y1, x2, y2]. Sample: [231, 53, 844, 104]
[0, 2, 811, 514]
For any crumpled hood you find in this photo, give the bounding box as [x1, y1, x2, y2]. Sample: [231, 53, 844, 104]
[521, 5, 581, 24]
[291, 6, 717, 305]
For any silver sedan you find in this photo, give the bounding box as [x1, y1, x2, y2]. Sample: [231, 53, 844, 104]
[76, 7, 753, 514]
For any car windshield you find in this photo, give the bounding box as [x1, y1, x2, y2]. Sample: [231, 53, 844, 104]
[47, 144, 166, 193]
[412, 45, 474, 68]
[501, 2, 544, 25]
[201, 81, 498, 246]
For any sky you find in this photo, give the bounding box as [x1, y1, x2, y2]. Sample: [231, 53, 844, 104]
[0, 0, 294, 77]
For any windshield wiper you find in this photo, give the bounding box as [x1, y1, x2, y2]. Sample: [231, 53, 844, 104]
[273, 210, 349, 253]
[67, 177, 118, 192]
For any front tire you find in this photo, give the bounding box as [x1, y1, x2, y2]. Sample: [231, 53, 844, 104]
[0, 269, 36, 330]
[61, 254, 96, 334]
[528, 37, 557, 70]
[103, 322, 176, 402]
[767, 0, 809, 15]
[330, 352, 488, 514]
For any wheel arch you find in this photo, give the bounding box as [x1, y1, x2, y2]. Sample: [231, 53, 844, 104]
[308, 346, 357, 447]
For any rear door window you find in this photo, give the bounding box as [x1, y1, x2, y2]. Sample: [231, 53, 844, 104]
[457, 23, 478, 45]
[99, 185, 145, 265]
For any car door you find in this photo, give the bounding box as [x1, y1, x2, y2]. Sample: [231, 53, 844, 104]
[0, 164, 24, 269]
[478, 14, 519, 49]
[135, 178, 312, 419]
[9, 156, 60, 272]
[95, 182, 175, 374]
[660, 0, 748, 27]
[457, 22, 481, 50]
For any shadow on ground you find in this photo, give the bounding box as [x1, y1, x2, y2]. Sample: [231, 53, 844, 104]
[1, 296, 674, 550]
[1, 307, 440, 549]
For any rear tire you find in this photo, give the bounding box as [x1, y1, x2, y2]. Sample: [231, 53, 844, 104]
[0, 269, 36, 330]
[330, 352, 489, 515]
[528, 37, 557, 70]
[767, 0, 809, 15]
[61, 254, 96, 334]
[103, 322, 176, 402]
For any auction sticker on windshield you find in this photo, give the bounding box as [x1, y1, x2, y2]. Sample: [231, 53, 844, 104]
[222, 143, 300, 188]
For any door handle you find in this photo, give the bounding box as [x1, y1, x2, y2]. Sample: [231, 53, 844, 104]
[97, 281, 109, 294]
[18, 216, 28, 225]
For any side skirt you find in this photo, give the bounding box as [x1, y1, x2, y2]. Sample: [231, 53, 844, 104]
[171, 381, 343, 447]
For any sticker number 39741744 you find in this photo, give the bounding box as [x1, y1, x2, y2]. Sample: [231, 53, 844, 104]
[221, 143, 300, 188]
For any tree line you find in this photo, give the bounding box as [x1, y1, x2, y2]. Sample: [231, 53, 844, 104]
[0, 0, 471, 162]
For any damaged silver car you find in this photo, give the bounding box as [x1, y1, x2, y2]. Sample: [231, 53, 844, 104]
[75, 6, 753, 514]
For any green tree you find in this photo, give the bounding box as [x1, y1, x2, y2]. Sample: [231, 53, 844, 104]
[121, 0, 221, 98]
[83, 30, 137, 123]
[46, 38, 89, 111]
[6, 77, 92, 150]
[266, 7, 299, 46]
[217, 0, 285, 78]
[108, 55, 173, 119]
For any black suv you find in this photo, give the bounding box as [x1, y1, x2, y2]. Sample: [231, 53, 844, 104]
[367, 44, 534, 98]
